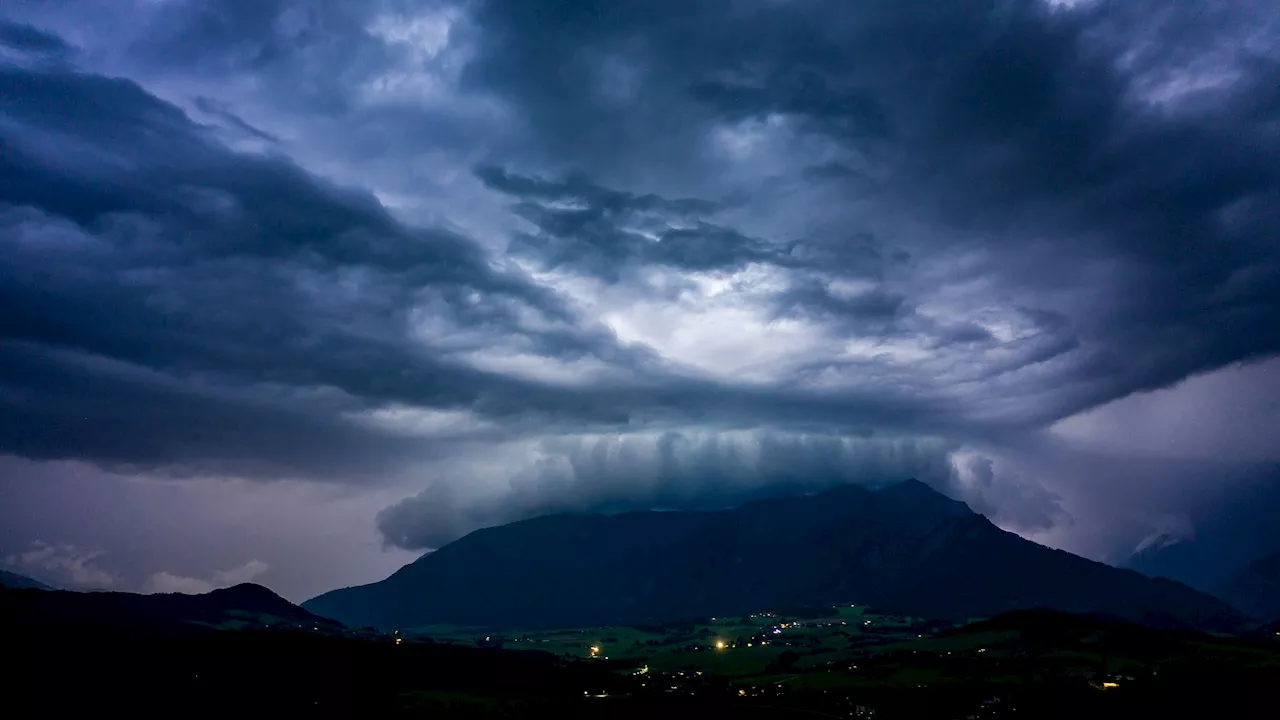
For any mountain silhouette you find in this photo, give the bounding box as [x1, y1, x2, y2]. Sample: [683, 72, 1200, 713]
[0, 570, 54, 590]
[1222, 551, 1280, 621]
[1125, 471, 1280, 593]
[305, 480, 1243, 632]
[1, 582, 343, 634]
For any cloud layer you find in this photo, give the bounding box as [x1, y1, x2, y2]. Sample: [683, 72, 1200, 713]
[3, 541, 118, 590]
[1, 1, 1278, 592]
[144, 559, 269, 595]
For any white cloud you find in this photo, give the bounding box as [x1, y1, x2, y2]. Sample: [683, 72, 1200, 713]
[349, 405, 496, 438]
[3, 541, 119, 589]
[143, 559, 269, 595]
[361, 5, 472, 106]
[1050, 357, 1280, 462]
[144, 571, 218, 595]
[595, 264, 833, 382]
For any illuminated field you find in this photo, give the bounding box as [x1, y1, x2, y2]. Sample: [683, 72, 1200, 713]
[407, 603, 953, 678]
[401, 601, 1280, 714]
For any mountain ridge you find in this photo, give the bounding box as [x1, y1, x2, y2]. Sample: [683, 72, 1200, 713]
[0, 569, 54, 591]
[1, 581, 344, 634]
[305, 480, 1244, 632]
[1222, 551, 1280, 621]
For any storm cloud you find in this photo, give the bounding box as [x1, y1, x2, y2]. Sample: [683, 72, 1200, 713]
[1, 1, 1278, 596]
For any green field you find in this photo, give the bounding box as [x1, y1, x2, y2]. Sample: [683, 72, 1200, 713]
[408, 602, 953, 680]
[401, 601, 1280, 717]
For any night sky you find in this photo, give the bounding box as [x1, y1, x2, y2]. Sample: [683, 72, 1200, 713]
[2, 0, 1278, 601]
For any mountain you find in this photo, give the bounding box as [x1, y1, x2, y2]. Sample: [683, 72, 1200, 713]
[0, 569, 54, 590]
[0, 582, 344, 634]
[1125, 470, 1280, 593]
[305, 480, 1244, 632]
[1127, 538, 1216, 591]
[1222, 551, 1280, 621]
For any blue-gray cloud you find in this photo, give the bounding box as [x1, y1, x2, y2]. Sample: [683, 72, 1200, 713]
[1, 1, 1278, 577]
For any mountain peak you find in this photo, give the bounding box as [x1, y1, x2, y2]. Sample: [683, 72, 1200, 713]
[876, 477, 946, 499]
[810, 478, 950, 503]
[874, 478, 973, 518]
[304, 478, 1241, 632]
[210, 582, 281, 599]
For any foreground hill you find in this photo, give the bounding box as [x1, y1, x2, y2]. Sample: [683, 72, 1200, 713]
[4, 618, 633, 718]
[305, 480, 1244, 632]
[1222, 551, 1280, 621]
[1, 582, 343, 634]
[0, 569, 54, 590]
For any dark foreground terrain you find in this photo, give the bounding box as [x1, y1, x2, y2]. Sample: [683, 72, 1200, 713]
[5, 585, 1279, 718]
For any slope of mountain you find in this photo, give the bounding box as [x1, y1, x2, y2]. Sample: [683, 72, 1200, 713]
[1, 582, 344, 634]
[1125, 471, 1280, 592]
[305, 480, 1244, 632]
[1222, 551, 1280, 621]
[0, 569, 54, 590]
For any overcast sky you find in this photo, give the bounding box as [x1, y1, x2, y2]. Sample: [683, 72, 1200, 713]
[1, 0, 1278, 601]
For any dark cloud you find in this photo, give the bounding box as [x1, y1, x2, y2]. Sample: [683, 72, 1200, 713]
[478, 165, 772, 279]
[0, 53, 647, 476]
[1, 0, 1279, 589]
[128, 0, 371, 82]
[463, 0, 1280, 423]
[0, 339, 422, 477]
[193, 96, 280, 143]
[800, 162, 878, 190]
[770, 280, 908, 330]
[0, 39, 978, 481]
[690, 72, 890, 140]
[378, 0, 1280, 552]
[476, 165, 719, 216]
[0, 19, 71, 58]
